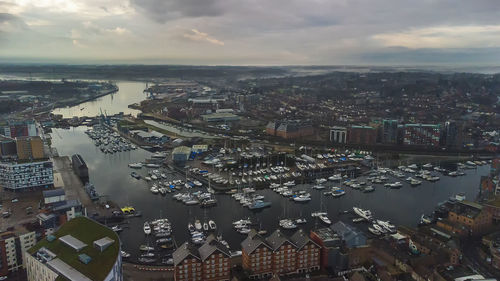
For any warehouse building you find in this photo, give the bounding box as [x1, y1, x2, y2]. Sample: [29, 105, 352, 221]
[172, 146, 192, 164]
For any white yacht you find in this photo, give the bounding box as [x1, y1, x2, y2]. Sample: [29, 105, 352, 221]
[143, 222, 151, 235]
[376, 220, 396, 233]
[372, 223, 387, 234]
[315, 178, 327, 184]
[328, 174, 343, 181]
[279, 219, 297, 229]
[353, 207, 372, 220]
[293, 194, 311, 202]
[209, 220, 217, 231]
[194, 220, 202, 231]
[311, 211, 327, 217]
[319, 214, 331, 225]
[368, 227, 381, 236]
[128, 162, 143, 169]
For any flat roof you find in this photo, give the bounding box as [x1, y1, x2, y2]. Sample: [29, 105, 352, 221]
[43, 189, 65, 198]
[93, 237, 114, 249]
[28, 217, 120, 281]
[59, 235, 87, 252]
[47, 258, 93, 281]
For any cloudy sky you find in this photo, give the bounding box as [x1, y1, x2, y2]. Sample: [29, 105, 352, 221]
[1, 0, 500, 65]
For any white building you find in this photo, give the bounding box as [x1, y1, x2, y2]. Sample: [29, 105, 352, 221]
[330, 126, 347, 144]
[26, 217, 122, 281]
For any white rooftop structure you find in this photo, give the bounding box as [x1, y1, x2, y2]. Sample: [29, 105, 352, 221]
[47, 258, 93, 281]
[59, 235, 87, 252]
[93, 237, 114, 252]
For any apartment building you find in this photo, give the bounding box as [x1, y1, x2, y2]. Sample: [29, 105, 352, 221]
[0, 231, 37, 278]
[242, 231, 274, 279]
[173, 242, 203, 281]
[242, 229, 321, 279]
[290, 229, 321, 273]
[198, 236, 231, 281]
[0, 160, 53, 190]
[16, 136, 44, 160]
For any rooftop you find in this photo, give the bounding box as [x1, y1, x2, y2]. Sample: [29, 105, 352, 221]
[43, 189, 65, 198]
[28, 217, 119, 281]
[172, 146, 192, 155]
[173, 242, 200, 266]
[59, 235, 87, 252]
[241, 230, 271, 254]
[198, 235, 231, 261]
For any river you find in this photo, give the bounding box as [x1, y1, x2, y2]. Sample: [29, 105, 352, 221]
[51, 81, 147, 118]
[49, 81, 492, 262]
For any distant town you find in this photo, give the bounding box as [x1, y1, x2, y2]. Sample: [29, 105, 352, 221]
[0, 65, 498, 281]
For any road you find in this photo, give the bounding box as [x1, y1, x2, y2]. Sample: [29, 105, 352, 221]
[123, 263, 173, 281]
[461, 238, 500, 278]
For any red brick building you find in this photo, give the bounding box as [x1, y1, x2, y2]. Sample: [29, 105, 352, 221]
[199, 236, 231, 281]
[173, 242, 203, 281]
[290, 229, 321, 273]
[266, 120, 313, 139]
[242, 229, 321, 279]
[347, 126, 377, 145]
[173, 236, 232, 281]
[447, 201, 492, 235]
[266, 230, 297, 274]
[242, 231, 274, 279]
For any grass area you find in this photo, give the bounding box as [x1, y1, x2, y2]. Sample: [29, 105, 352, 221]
[28, 216, 119, 281]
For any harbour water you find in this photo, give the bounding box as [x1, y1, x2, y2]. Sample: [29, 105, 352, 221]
[49, 81, 492, 260]
[51, 81, 147, 118]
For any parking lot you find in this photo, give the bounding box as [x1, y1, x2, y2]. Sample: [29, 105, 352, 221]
[0, 189, 41, 231]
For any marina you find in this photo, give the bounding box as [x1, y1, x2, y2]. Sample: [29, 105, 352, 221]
[49, 82, 494, 264]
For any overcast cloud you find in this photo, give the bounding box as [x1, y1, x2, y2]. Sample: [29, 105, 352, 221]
[1, 0, 500, 65]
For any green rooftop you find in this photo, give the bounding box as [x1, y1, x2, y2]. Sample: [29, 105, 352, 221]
[28, 217, 119, 281]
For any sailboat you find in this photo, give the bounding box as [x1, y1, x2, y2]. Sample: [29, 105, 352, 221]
[313, 189, 331, 224]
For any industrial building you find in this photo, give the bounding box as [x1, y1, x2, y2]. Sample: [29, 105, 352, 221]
[0, 160, 53, 190]
[26, 217, 122, 281]
[201, 112, 240, 122]
[129, 130, 169, 145]
[71, 154, 89, 184]
[172, 146, 192, 163]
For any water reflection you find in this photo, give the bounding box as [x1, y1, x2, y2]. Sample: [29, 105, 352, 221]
[51, 81, 147, 118]
[50, 126, 490, 259]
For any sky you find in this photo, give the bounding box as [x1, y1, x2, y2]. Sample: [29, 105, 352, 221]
[1, 0, 500, 65]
